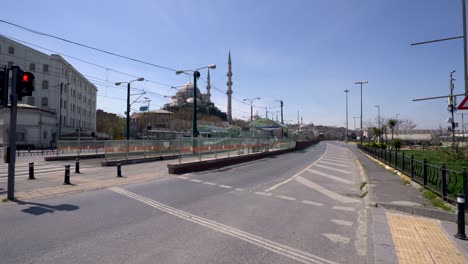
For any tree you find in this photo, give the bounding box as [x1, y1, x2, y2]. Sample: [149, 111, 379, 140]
[387, 119, 397, 141]
[399, 119, 417, 130]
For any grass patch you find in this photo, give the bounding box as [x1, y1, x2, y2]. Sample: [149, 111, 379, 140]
[403, 149, 468, 172]
[421, 190, 455, 213]
[2, 198, 9, 203]
[359, 191, 368, 198]
[357, 158, 367, 172]
[359, 181, 367, 190]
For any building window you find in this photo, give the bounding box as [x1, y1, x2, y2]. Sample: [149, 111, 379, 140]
[8, 61, 13, 68]
[43, 64, 49, 72]
[41, 97, 48, 107]
[29, 63, 35, 72]
[16, 132, 25, 141]
[27, 97, 35, 106]
[8, 46, 14, 54]
[42, 80, 49, 89]
[43, 131, 47, 139]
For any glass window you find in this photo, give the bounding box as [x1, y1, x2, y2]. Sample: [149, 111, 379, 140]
[43, 131, 47, 139]
[28, 97, 35, 106]
[41, 97, 48, 107]
[16, 132, 25, 141]
[29, 63, 35, 72]
[8, 46, 14, 54]
[43, 64, 49, 72]
[42, 80, 49, 89]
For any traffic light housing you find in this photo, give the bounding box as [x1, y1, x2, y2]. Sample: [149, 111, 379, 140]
[16, 71, 35, 99]
[0, 69, 8, 107]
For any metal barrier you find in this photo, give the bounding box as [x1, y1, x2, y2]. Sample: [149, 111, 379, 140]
[358, 144, 468, 205]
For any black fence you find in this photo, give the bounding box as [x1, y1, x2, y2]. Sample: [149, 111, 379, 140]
[358, 144, 468, 205]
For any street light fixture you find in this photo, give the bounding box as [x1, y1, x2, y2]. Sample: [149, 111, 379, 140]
[115, 77, 145, 140]
[344, 90, 349, 142]
[175, 64, 216, 138]
[243, 97, 261, 122]
[354, 81, 368, 144]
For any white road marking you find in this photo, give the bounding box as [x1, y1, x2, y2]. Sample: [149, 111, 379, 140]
[203, 182, 217, 186]
[301, 200, 324, 207]
[314, 164, 352, 174]
[332, 206, 355, 212]
[295, 176, 360, 204]
[276, 195, 297, 201]
[177, 176, 189, 180]
[330, 219, 353, 227]
[109, 187, 336, 264]
[322, 157, 349, 162]
[264, 144, 329, 192]
[255, 191, 272, 196]
[190, 179, 203, 183]
[322, 234, 350, 244]
[317, 161, 350, 168]
[307, 169, 353, 185]
[320, 158, 350, 165]
[219, 184, 232, 189]
[235, 188, 245, 191]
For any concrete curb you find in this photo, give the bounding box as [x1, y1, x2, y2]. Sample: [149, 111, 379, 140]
[45, 153, 105, 161]
[101, 155, 179, 166]
[168, 149, 293, 174]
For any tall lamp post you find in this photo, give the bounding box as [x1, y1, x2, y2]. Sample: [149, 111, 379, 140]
[374, 105, 381, 129]
[176, 64, 216, 138]
[115, 77, 144, 140]
[344, 90, 349, 142]
[243, 97, 261, 122]
[355, 81, 368, 144]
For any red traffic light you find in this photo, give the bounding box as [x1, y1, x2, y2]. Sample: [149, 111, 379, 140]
[20, 72, 34, 84]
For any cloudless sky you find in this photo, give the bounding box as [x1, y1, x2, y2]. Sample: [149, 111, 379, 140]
[1, 0, 467, 129]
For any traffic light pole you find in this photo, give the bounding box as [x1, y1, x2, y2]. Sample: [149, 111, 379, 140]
[7, 67, 19, 200]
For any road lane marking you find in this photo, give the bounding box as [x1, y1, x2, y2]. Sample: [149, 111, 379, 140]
[307, 169, 353, 185]
[255, 191, 272, 196]
[313, 164, 352, 174]
[177, 176, 189, 180]
[330, 219, 353, 226]
[320, 158, 350, 165]
[190, 179, 203, 183]
[301, 200, 324, 207]
[219, 184, 232, 189]
[203, 182, 217, 185]
[264, 144, 329, 192]
[276, 195, 296, 201]
[322, 156, 349, 162]
[295, 176, 360, 204]
[332, 206, 355, 212]
[109, 187, 337, 264]
[317, 161, 350, 168]
[235, 188, 245, 191]
[322, 234, 350, 244]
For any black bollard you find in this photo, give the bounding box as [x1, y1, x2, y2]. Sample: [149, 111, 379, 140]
[28, 162, 35, 180]
[75, 158, 80, 173]
[64, 164, 71, 185]
[455, 194, 468, 240]
[117, 161, 122, 177]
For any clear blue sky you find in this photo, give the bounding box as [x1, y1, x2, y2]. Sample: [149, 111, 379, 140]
[1, 0, 467, 129]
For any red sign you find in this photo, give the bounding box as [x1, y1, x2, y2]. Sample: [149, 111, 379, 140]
[458, 96, 468, 110]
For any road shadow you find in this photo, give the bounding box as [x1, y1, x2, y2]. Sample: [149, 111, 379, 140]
[13, 200, 80, 216]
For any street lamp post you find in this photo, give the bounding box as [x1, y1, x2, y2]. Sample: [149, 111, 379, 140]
[243, 97, 261, 122]
[344, 90, 349, 142]
[115, 77, 144, 140]
[355, 81, 368, 145]
[176, 64, 216, 138]
[374, 105, 381, 129]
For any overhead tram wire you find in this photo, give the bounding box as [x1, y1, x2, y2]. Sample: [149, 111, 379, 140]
[0, 34, 175, 89]
[0, 19, 177, 72]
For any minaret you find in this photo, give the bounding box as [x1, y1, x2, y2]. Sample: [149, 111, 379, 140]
[205, 69, 211, 102]
[226, 51, 233, 122]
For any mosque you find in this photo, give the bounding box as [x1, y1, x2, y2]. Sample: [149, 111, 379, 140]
[163, 52, 233, 122]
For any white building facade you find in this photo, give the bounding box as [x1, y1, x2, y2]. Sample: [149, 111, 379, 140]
[0, 36, 97, 147]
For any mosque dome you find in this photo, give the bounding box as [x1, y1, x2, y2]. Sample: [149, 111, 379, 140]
[186, 97, 203, 105]
[178, 82, 201, 96]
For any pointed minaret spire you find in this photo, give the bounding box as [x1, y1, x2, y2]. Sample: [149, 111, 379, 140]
[226, 51, 233, 122]
[205, 69, 211, 102]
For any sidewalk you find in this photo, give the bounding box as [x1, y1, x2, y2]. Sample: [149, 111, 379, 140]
[339, 142, 468, 264]
[0, 159, 172, 202]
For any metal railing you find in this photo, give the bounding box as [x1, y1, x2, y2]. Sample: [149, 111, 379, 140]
[358, 144, 468, 205]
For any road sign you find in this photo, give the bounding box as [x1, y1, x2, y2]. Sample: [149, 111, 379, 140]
[458, 96, 468, 110]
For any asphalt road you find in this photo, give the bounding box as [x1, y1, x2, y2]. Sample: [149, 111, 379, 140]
[0, 141, 369, 264]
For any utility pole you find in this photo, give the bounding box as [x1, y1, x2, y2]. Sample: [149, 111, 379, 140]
[7, 67, 19, 200]
[265, 107, 268, 119]
[450, 70, 457, 147]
